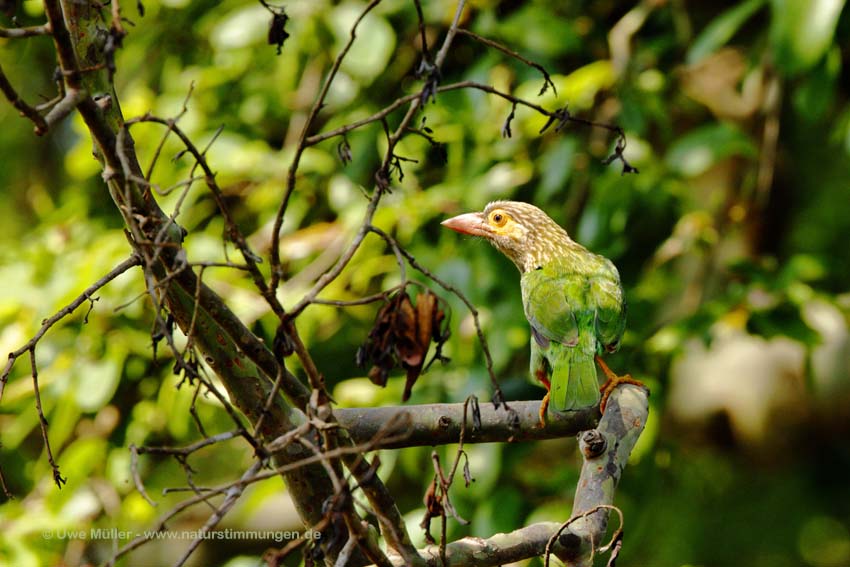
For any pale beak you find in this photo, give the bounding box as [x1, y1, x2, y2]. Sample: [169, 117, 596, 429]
[441, 212, 489, 237]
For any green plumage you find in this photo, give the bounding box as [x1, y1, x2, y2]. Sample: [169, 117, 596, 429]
[441, 200, 627, 414]
[522, 257, 625, 412]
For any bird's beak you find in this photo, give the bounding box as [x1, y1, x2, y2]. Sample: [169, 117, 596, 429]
[441, 212, 489, 237]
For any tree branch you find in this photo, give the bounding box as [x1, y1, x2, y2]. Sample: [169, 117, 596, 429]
[1, 254, 141, 401]
[3, 3, 644, 566]
[377, 384, 648, 566]
[0, 62, 48, 133]
[335, 401, 599, 449]
[0, 24, 51, 38]
[270, 0, 384, 293]
[553, 384, 648, 566]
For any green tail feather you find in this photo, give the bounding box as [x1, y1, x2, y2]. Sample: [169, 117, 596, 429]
[548, 345, 600, 412]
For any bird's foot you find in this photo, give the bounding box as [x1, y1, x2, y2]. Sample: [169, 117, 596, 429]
[595, 355, 649, 414]
[538, 391, 550, 429]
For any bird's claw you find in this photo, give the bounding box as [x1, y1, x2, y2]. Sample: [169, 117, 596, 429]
[599, 372, 648, 414]
[538, 392, 549, 428]
[595, 354, 648, 414]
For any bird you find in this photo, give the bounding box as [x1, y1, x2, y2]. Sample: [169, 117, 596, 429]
[441, 200, 644, 425]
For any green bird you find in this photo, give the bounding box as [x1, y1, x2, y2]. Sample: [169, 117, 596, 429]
[442, 201, 643, 424]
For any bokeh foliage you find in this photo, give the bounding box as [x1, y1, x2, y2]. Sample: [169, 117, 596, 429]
[2, 1, 850, 566]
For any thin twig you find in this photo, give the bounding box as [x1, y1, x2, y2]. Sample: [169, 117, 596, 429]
[0, 63, 48, 133]
[1, 255, 141, 402]
[144, 82, 195, 181]
[173, 460, 265, 567]
[135, 430, 242, 458]
[129, 444, 157, 507]
[311, 289, 399, 307]
[456, 28, 557, 96]
[270, 0, 385, 294]
[29, 349, 65, 488]
[412, 0, 429, 59]
[286, 190, 383, 319]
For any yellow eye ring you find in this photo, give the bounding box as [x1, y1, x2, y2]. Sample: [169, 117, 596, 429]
[490, 211, 507, 226]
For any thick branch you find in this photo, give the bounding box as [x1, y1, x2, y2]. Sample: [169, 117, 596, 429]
[372, 385, 648, 566]
[419, 521, 563, 567]
[43, 3, 340, 555]
[552, 384, 648, 566]
[335, 401, 599, 449]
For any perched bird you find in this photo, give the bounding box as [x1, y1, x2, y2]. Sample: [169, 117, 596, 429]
[442, 201, 643, 424]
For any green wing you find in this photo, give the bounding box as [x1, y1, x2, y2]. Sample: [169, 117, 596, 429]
[521, 256, 625, 412]
[591, 257, 627, 351]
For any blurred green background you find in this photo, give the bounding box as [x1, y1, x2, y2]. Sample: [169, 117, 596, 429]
[2, 0, 850, 566]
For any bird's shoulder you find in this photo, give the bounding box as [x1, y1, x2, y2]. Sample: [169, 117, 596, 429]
[521, 251, 626, 347]
[523, 251, 620, 286]
[521, 253, 624, 312]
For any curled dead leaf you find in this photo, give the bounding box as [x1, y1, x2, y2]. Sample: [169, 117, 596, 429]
[356, 287, 450, 402]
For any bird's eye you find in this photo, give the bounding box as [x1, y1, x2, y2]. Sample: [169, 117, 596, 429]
[490, 211, 507, 226]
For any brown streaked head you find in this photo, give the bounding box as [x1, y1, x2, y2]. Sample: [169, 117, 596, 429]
[441, 201, 577, 272]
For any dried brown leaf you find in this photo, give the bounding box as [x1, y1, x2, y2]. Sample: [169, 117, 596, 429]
[356, 287, 452, 402]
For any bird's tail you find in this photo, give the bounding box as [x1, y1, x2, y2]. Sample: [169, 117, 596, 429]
[548, 343, 600, 412]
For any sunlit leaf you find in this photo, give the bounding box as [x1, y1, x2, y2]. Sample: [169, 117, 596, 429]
[328, 3, 396, 82]
[665, 123, 757, 177]
[770, 0, 847, 76]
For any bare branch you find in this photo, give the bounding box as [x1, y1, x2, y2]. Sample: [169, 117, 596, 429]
[0, 63, 49, 133]
[286, 192, 383, 320]
[173, 461, 265, 567]
[129, 444, 157, 507]
[1, 254, 141, 401]
[456, 28, 557, 96]
[544, 504, 623, 567]
[42, 86, 89, 131]
[135, 430, 243, 458]
[0, 24, 51, 38]
[548, 384, 648, 566]
[334, 400, 598, 448]
[270, 0, 384, 293]
[379, 385, 648, 566]
[29, 350, 65, 489]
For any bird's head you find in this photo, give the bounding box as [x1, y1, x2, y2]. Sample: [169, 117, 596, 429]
[441, 201, 576, 272]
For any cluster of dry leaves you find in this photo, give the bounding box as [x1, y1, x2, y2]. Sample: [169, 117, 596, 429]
[357, 287, 451, 402]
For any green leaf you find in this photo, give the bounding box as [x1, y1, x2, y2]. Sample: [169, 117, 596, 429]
[770, 0, 847, 76]
[328, 2, 396, 82]
[491, 5, 581, 57]
[747, 303, 821, 346]
[75, 356, 122, 412]
[792, 45, 842, 122]
[687, 0, 767, 64]
[665, 123, 757, 177]
[537, 138, 577, 203]
[210, 6, 268, 51]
